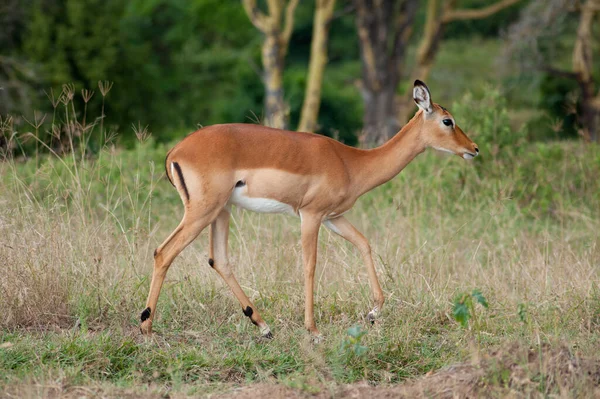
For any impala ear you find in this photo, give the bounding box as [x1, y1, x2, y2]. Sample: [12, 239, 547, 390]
[413, 80, 433, 114]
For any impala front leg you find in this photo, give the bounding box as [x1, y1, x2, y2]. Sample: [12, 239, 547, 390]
[324, 216, 384, 324]
[300, 213, 322, 339]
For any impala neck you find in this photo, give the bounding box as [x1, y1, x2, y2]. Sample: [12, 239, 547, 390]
[354, 112, 427, 196]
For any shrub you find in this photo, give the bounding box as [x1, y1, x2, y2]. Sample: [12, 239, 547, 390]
[451, 86, 528, 172]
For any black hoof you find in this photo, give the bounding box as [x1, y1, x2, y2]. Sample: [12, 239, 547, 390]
[367, 312, 376, 325]
[263, 331, 274, 339]
[311, 334, 324, 344]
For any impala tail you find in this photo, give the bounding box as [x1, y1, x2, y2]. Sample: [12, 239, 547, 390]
[164, 148, 191, 203]
[164, 148, 175, 187]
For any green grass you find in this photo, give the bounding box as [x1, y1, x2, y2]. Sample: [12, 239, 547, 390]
[1, 87, 599, 396]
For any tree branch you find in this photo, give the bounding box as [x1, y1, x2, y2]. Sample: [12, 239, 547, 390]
[354, 0, 379, 90]
[542, 66, 581, 81]
[573, 0, 600, 81]
[392, 0, 419, 70]
[442, 0, 521, 23]
[298, 0, 337, 132]
[281, 0, 300, 46]
[242, 0, 269, 32]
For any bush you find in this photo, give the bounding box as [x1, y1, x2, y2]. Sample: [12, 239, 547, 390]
[535, 73, 579, 140]
[451, 86, 528, 171]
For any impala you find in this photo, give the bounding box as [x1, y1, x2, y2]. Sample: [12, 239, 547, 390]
[140, 80, 478, 339]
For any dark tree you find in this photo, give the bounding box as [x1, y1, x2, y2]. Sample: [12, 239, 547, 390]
[353, 0, 418, 144]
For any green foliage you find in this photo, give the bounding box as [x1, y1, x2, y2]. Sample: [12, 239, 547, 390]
[452, 289, 489, 328]
[21, 0, 262, 138]
[453, 301, 470, 327]
[535, 73, 579, 139]
[2, 0, 595, 147]
[25, 0, 124, 91]
[340, 325, 368, 357]
[16, 0, 364, 141]
[517, 303, 527, 324]
[452, 86, 527, 164]
[0, 0, 33, 52]
[285, 66, 362, 144]
[471, 289, 489, 309]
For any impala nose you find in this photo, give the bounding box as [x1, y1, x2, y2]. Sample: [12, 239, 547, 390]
[474, 146, 479, 154]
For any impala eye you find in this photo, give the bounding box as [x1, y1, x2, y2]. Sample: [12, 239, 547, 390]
[442, 119, 453, 127]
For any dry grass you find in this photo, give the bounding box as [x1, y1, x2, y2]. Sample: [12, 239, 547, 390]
[2, 146, 598, 337]
[1, 89, 599, 396]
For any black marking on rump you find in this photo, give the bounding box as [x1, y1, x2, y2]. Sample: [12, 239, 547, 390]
[141, 307, 151, 322]
[235, 180, 246, 187]
[208, 258, 214, 267]
[172, 162, 190, 201]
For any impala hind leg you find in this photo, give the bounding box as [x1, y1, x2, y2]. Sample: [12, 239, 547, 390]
[140, 211, 218, 335]
[209, 209, 272, 338]
[324, 216, 384, 324]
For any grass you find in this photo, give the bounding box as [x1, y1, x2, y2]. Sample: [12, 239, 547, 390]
[1, 87, 600, 397]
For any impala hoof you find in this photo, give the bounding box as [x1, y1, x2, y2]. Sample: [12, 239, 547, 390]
[259, 324, 272, 339]
[140, 322, 152, 335]
[311, 333, 324, 344]
[367, 307, 379, 325]
[307, 327, 323, 344]
[367, 311, 376, 325]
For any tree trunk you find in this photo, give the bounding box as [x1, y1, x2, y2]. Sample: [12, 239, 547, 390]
[362, 85, 399, 145]
[354, 0, 419, 145]
[298, 0, 336, 133]
[242, 0, 299, 129]
[262, 34, 287, 129]
[581, 98, 599, 142]
[573, 0, 600, 142]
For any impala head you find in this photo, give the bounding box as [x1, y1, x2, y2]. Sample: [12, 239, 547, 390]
[413, 80, 479, 160]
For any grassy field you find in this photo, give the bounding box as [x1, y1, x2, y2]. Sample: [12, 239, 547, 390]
[1, 90, 600, 397]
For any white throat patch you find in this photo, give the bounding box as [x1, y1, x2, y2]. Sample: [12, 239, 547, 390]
[432, 146, 454, 155]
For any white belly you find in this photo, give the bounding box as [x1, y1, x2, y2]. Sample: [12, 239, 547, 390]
[228, 187, 296, 216]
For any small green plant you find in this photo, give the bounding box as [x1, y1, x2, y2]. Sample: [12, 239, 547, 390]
[452, 289, 489, 328]
[517, 303, 528, 324]
[340, 325, 368, 357]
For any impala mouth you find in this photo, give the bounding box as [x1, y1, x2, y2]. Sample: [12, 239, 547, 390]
[463, 152, 476, 160]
